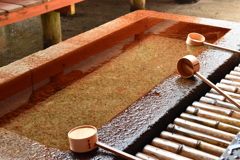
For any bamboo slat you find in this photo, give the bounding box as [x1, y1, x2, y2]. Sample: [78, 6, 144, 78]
[181, 112, 218, 127]
[142, 145, 193, 160]
[137, 64, 240, 159]
[186, 106, 240, 127]
[160, 131, 225, 156]
[225, 74, 240, 82]
[216, 83, 240, 94]
[221, 79, 240, 87]
[230, 70, 240, 77]
[192, 101, 240, 119]
[205, 92, 226, 101]
[180, 113, 240, 134]
[135, 152, 158, 160]
[192, 101, 232, 116]
[210, 89, 240, 100]
[234, 66, 240, 72]
[207, 91, 240, 103]
[167, 123, 230, 148]
[174, 118, 235, 142]
[195, 71, 240, 109]
[152, 137, 219, 160]
[200, 96, 240, 111]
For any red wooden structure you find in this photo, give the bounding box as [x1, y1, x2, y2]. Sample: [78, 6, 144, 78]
[0, 0, 85, 47]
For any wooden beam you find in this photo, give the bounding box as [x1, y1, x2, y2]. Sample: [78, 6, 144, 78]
[0, 0, 43, 7]
[0, 0, 84, 27]
[0, 9, 6, 15]
[0, 2, 23, 12]
[55, 4, 75, 15]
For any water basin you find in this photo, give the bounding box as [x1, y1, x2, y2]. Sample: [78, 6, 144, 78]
[1, 10, 240, 159]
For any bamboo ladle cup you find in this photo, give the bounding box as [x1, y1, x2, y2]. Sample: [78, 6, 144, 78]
[186, 33, 240, 54]
[177, 55, 240, 109]
[68, 125, 141, 160]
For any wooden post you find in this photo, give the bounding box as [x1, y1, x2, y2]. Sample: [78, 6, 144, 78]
[56, 4, 75, 15]
[130, 0, 146, 12]
[0, 26, 6, 48]
[41, 11, 62, 48]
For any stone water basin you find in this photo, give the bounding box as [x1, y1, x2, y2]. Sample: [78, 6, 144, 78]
[1, 10, 240, 159]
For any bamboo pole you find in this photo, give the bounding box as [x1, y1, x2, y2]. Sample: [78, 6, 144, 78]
[192, 101, 240, 119]
[221, 79, 240, 87]
[200, 96, 240, 111]
[210, 89, 240, 100]
[167, 123, 230, 148]
[177, 55, 240, 108]
[181, 112, 218, 127]
[96, 141, 141, 160]
[173, 118, 235, 142]
[160, 131, 225, 156]
[234, 66, 240, 72]
[230, 70, 240, 77]
[216, 83, 240, 94]
[135, 152, 159, 160]
[205, 92, 226, 101]
[186, 106, 240, 127]
[192, 101, 233, 116]
[195, 72, 240, 109]
[160, 131, 198, 148]
[152, 137, 219, 160]
[142, 145, 193, 160]
[205, 89, 240, 106]
[225, 74, 240, 82]
[180, 113, 240, 134]
[203, 41, 240, 54]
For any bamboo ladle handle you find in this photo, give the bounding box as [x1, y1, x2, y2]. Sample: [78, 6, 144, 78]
[96, 141, 140, 160]
[177, 55, 240, 109]
[68, 125, 141, 160]
[186, 33, 240, 54]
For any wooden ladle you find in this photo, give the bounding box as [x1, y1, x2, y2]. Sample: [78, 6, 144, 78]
[177, 55, 240, 109]
[68, 125, 141, 160]
[186, 33, 240, 54]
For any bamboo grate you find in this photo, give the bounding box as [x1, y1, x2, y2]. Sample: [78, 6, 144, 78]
[136, 64, 240, 160]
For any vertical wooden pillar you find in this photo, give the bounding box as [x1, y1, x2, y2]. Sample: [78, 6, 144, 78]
[130, 0, 146, 12]
[56, 4, 75, 15]
[41, 11, 62, 48]
[0, 27, 6, 48]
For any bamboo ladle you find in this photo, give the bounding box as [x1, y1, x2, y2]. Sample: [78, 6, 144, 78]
[186, 33, 240, 54]
[177, 55, 240, 109]
[68, 125, 141, 160]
